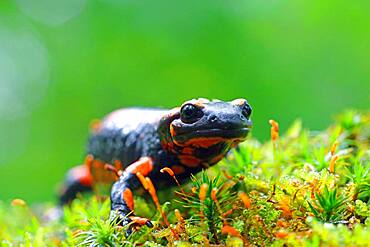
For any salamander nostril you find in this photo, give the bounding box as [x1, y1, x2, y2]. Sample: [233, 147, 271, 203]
[209, 115, 218, 123]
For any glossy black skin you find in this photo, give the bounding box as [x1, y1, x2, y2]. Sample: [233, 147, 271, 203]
[59, 99, 252, 229]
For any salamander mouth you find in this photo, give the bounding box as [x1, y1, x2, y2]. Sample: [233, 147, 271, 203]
[173, 127, 250, 143]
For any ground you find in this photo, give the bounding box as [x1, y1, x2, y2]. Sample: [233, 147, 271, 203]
[0, 110, 369, 246]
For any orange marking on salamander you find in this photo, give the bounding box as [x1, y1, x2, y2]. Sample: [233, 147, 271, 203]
[194, 98, 210, 107]
[89, 119, 102, 133]
[89, 158, 118, 184]
[167, 107, 180, 116]
[193, 101, 205, 108]
[177, 137, 226, 148]
[85, 154, 94, 170]
[182, 147, 194, 155]
[210, 153, 226, 164]
[104, 164, 120, 178]
[178, 155, 201, 167]
[170, 125, 177, 137]
[114, 160, 123, 171]
[231, 98, 246, 106]
[126, 157, 153, 176]
[122, 188, 134, 211]
[161, 140, 174, 151]
[170, 165, 185, 174]
[136, 172, 149, 190]
[182, 98, 208, 108]
[72, 165, 93, 187]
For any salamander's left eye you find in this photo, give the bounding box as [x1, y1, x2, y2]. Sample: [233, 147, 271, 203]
[180, 104, 203, 123]
[242, 103, 252, 118]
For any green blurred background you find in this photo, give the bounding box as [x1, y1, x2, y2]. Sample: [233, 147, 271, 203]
[0, 0, 369, 203]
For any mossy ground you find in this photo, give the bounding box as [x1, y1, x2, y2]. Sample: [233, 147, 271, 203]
[1, 110, 369, 246]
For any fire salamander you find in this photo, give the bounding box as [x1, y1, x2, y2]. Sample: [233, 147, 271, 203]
[59, 98, 252, 233]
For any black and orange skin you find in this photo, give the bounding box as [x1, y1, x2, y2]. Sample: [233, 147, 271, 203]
[59, 98, 252, 229]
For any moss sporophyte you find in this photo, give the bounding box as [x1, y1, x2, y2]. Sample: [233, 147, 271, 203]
[0, 110, 369, 246]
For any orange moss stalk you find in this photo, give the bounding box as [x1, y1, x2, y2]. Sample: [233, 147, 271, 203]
[145, 177, 168, 224]
[221, 225, 241, 237]
[278, 196, 293, 218]
[198, 183, 209, 242]
[174, 209, 184, 223]
[254, 215, 272, 238]
[238, 192, 252, 209]
[129, 216, 150, 226]
[222, 169, 233, 179]
[136, 172, 179, 239]
[269, 119, 279, 163]
[191, 186, 197, 194]
[221, 224, 248, 245]
[222, 208, 235, 218]
[11, 198, 26, 207]
[199, 183, 208, 202]
[329, 155, 339, 173]
[211, 188, 225, 221]
[310, 189, 315, 199]
[174, 209, 186, 235]
[330, 140, 339, 156]
[267, 184, 276, 203]
[328, 140, 340, 173]
[212, 187, 241, 245]
[275, 230, 290, 239]
[199, 183, 208, 226]
[160, 167, 185, 194]
[269, 119, 279, 141]
[218, 180, 236, 194]
[276, 220, 288, 227]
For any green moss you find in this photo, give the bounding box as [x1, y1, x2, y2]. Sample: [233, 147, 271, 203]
[0, 110, 369, 246]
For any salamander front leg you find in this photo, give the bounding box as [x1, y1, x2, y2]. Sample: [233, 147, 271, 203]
[110, 157, 154, 235]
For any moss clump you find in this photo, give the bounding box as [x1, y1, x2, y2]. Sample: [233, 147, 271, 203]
[0, 110, 369, 246]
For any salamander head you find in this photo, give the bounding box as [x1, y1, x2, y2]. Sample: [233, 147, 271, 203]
[159, 98, 252, 166]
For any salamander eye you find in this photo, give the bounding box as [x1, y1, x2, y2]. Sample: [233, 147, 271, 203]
[242, 103, 252, 118]
[180, 104, 203, 123]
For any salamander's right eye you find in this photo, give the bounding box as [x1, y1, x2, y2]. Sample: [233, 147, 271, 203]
[180, 104, 203, 124]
